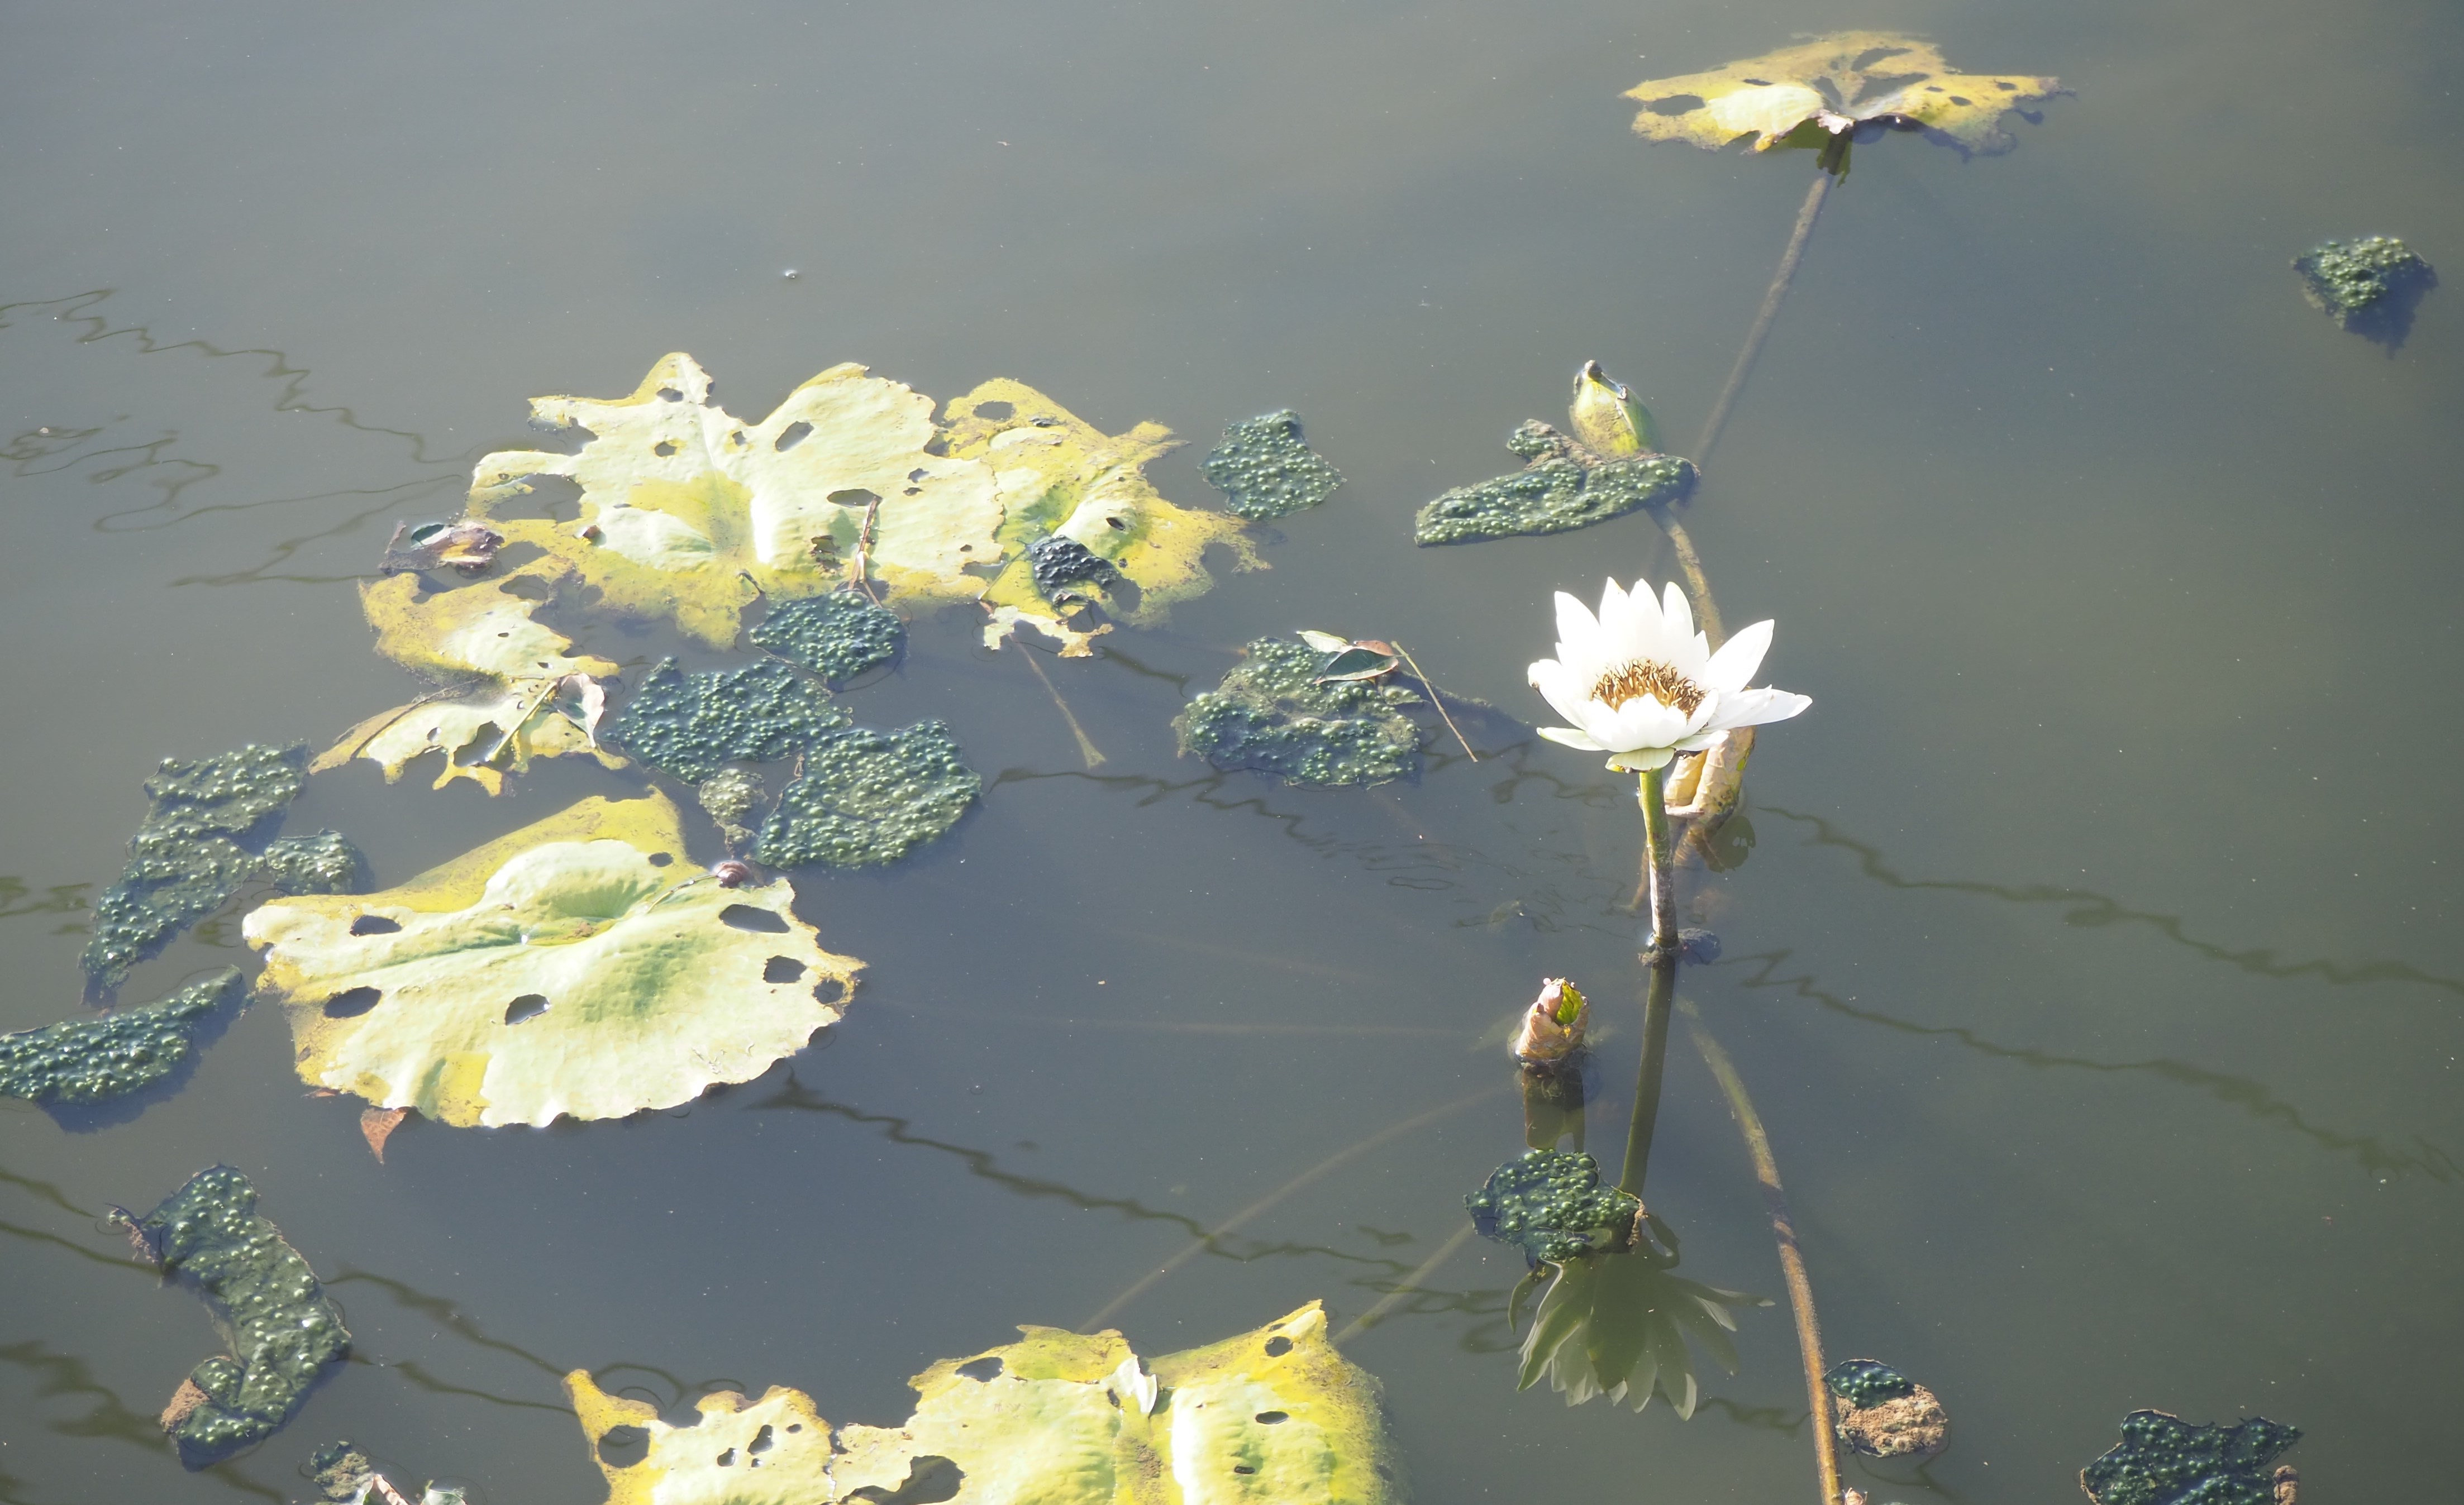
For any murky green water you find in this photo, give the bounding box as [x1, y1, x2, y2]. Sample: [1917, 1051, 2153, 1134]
[6, 0, 2461, 1499]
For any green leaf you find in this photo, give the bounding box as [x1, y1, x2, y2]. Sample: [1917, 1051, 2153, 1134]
[242, 791, 859, 1127]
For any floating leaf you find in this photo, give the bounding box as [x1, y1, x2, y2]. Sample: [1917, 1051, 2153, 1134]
[1624, 33, 2063, 160]
[609, 659, 850, 783]
[1466, 1147, 1639, 1265]
[377, 518, 504, 577]
[1515, 1222, 1758, 1415]
[1174, 637, 1423, 787]
[1202, 409, 1344, 521]
[82, 745, 359, 996]
[747, 590, 906, 685]
[242, 791, 859, 1127]
[2293, 236, 2436, 343]
[2081, 1411, 2300, 1505]
[0, 968, 246, 1106]
[1824, 1359, 1948, 1458]
[756, 721, 980, 869]
[114, 1166, 350, 1468]
[1414, 421, 1694, 546]
[565, 1301, 1397, 1505]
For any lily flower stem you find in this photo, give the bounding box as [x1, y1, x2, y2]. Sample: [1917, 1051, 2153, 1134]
[1684, 1000, 1842, 1505]
[1616, 955, 1677, 1198]
[1692, 171, 1833, 470]
[1640, 766, 1681, 955]
[1388, 639, 1479, 762]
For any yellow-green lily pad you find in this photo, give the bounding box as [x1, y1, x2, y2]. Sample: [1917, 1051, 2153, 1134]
[565, 1301, 1397, 1505]
[1625, 33, 2062, 159]
[242, 791, 859, 1127]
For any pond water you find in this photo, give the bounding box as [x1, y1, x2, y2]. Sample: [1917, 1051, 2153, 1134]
[4, 0, 2461, 1501]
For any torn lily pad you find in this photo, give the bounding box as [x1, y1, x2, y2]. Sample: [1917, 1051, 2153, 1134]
[1625, 33, 2063, 161]
[309, 1439, 468, 1505]
[1466, 1148, 1640, 1265]
[565, 1301, 1397, 1505]
[243, 791, 859, 1127]
[2081, 1411, 2299, 1505]
[1516, 1222, 1757, 1415]
[1414, 421, 1695, 546]
[0, 968, 246, 1105]
[757, 721, 979, 869]
[1202, 409, 1343, 521]
[611, 658, 849, 783]
[82, 744, 354, 996]
[2294, 236, 2436, 342]
[1824, 1359, 1948, 1458]
[747, 590, 905, 685]
[113, 1166, 349, 1468]
[1174, 637, 1423, 787]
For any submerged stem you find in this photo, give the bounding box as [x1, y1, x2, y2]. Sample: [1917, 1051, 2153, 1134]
[1017, 643, 1107, 769]
[1639, 766, 1679, 954]
[1693, 171, 1833, 469]
[1684, 1001, 1842, 1505]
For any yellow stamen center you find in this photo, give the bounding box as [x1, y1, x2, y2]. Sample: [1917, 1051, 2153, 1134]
[1591, 661, 1705, 715]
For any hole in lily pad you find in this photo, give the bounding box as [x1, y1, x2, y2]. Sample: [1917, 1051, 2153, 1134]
[716, 1446, 736, 1466]
[775, 422, 813, 452]
[654, 441, 679, 457]
[1264, 1336, 1293, 1357]
[597, 1426, 650, 1467]
[1254, 1410, 1289, 1425]
[1233, 1466, 1256, 1475]
[349, 914, 402, 937]
[647, 852, 674, 867]
[763, 956, 807, 983]
[974, 400, 1015, 422]
[749, 1423, 775, 1455]
[813, 978, 848, 1007]
[322, 986, 382, 1019]
[851, 1454, 962, 1505]
[956, 1356, 1004, 1382]
[721, 905, 791, 934]
[656, 388, 683, 402]
[504, 993, 550, 1025]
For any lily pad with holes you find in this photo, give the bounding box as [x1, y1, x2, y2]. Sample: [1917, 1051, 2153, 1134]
[1467, 1147, 1640, 1265]
[756, 721, 980, 869]
[1202, 409, 1344, 521]
[1413, 421, 1695, 546]
[114, 1166, 349, 1468]
[242, 791, 859, 1127]
[748, 590, 905, 685]
[1174, 637, 1423, 787]
[0, 968, 247, 1106]
[2081, 1411, 2299, 1505]
[565, 1301, 1397, 1505]
[1625, 33, 2062, 163]
[610, 658, 850, 783]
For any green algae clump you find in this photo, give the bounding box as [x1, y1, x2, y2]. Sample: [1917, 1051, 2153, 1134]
[2081, 1410, 2299, 1505]
[81, 746, 354, 997]
[1201, 409, 1345, 521]
[1174, 637, 1422, 787]
[256, 833, 366, 896]
[748, 591, 906, 686]
[116, 1165, 350, 1468]
[757, 721, 980, 869]
[0, 968, 247, 1105]
[2293, 236, 2436, 340]
[1824, 1358, 1949, 1459]
[1465, 1147, 1641, 1265]
[611, 659, 849, 782]
[1414, 421, 1695, 546]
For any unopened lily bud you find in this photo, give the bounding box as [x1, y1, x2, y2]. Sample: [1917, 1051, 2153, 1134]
[1512, 977, 1589, 1064]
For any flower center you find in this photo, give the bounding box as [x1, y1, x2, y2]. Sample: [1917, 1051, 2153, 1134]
[1591, 660, 1705, 716]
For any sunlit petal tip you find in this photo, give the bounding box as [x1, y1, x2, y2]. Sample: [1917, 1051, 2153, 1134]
[1537, 724, 1610, 752]
[1702, 619, 1774, 693]
[1660, 581, 1695, 639]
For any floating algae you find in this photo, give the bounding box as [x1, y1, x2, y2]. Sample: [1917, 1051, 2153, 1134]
[1465, 1148, 1641, 1265]
[0, 968, 247, 1106]
[757, 722, 980, 869]
[1201, 409, 1344, 521]
[610, 659, 849, 783]
[1413, 422, 1695, 546]
[1824, 1359, 1949, 1459]
[1174, 637, 1422, 787]
[2081, 1410, 2299, 1505]
[2293, 236, 2435, 342]
[115, 1166, 350, 1468]
[748, 590, 905, 686]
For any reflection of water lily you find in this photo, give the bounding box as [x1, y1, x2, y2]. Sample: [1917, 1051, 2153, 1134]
[1517, 1216, 1762, 1415]
[1528, 579, 1810, 772]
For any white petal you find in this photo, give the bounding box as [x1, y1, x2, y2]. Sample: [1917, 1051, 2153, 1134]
[1702, 686, 1813, 732]
[1537, 724, 1609, 751]
[1596, 578, 1645, 662]
[1527, 658, 1592, 728]
[1553, 593, 1604, 681]
[1702, 619, 1774, 694]
[1607, 695, 1690, 752]
[1605, 746, 1677, 772]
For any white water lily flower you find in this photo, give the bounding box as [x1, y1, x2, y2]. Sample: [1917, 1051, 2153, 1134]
[1528, 579, 1810, 772]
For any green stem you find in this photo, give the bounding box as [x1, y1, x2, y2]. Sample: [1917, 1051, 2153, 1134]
[1617, 956, 1676, 1197]
[1639, 765, 1679, 954]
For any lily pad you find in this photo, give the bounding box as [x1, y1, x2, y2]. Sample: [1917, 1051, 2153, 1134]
[747, 590, 905, 685]
[1466, 1147, 1640, 1265]
[113, 1166, 350, 1469]
[242, 791, 860, 1127]
[610, 658, 850, 783]
[2294, 236, 2436, 342]
[0, 968, 247, 1105]
[1515, 1225, 1757, 1415]
[1202, 409, 1344, 521]
[1624, 33, 2063, 160]
[756, 721, 980, 869]
[1413, 421, 1695, 546]
[1174, 637, 1423, 787]
[565, 1301, 1397, 1505]
[2081, 1411, 2299, 1505]
[82, 745, 357, 996]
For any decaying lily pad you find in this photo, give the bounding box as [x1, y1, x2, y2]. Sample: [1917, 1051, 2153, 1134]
[1466, 1147, 1641, 1265]
[2294, 236, 2436, 342]
[1202, 409, 1344, 521]
[2080, 1410, 2299, 1505]
[564, 1301, 1397, 1505]
[309, 1439, 468, 1505]
[1516, 1221, 1757, 1415]
[747, 590, 905, 685]
[113, 1165, 349, 1468]
[378, 519, 503, 577]
[1413, 421, 1695, 546]
[243, 792, 860, 1127]
[0, 968, 246, 1105]
[82, 745, 356, 996]
[757, 721, 980, 869]
[1624, 33, 2063, 160]
[1175, 637, 1423, 787]
[1824, 1359, 1948, 1458]
[611, 659, 850, 783]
